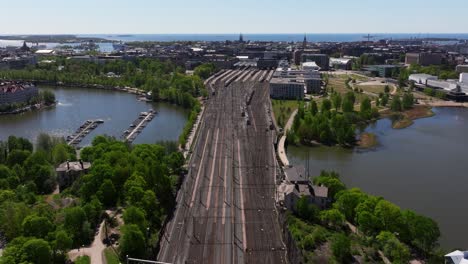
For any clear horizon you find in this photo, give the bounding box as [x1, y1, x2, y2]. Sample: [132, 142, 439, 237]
[2, 0, 468, 34]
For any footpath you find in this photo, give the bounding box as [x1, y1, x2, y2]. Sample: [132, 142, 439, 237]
[277, 109, 298, 167]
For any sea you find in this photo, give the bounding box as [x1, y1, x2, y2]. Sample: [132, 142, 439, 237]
[1, 33, 467, 53]
[80, 33, 468, 43]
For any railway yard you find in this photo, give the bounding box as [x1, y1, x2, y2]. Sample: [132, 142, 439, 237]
[158, 68, 286, 263]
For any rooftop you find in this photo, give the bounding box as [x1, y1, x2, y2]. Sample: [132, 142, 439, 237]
[0, 81, 35, 94]
[56, 161, 91, 172]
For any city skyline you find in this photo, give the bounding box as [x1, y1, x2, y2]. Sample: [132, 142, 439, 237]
[1, 0, 468, 34]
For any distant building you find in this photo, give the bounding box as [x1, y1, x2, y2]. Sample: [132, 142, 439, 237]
[405, 52, 443, 66]
[409, 73, 438, 85]
[460, 73, 468, 84]
[279, 166, 332, 210]
[271, 60, 322, 96]
[293, 49, 320, 65]
[330, 58, 353, 70]
[456, 65, 468, 73]
[257, 58, 278, 69]
[365, 65, 400, 78]
[304, 78, 322, 94]
[301, 61, 321, 71]
[445, 250, 468, 264]
[35, 49, 55, 55]
[0, 56, 37, 70]
[269, 78, 304, 100]
[0, 82, 38, 105]
[56, 161, 91, 191]
[301, 54, 329, 70]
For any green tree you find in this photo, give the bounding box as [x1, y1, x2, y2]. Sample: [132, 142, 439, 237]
[391, 95, 402, 112]
[98, 179, 117, 207]
[384, 85, 390, 94]
[40, 90, 56, 105]
[320, 209, 345, 229]
[52, 143, 70, 165]
[120, 224, 146, 258]
[402, 93, 414, 110]
[321, 99, 332, 113]
[334, 188, 367, 221]
[331, 233, 351, 263]
[377, 231, 411, 264]
[374, 200, 402, 232]
[53, 230, 73, 253]
[331, 93, 342, 111]
[309, 100, 318, 116]
[296, 196, 319, 223]
[401, 210, 440, 255]
[23, 238, 52, 264]
[123, 206, 148, 233]
[22, 215, 54, 239]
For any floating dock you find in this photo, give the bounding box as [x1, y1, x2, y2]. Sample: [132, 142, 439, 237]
[67, 119, 104, 147]
[122, 110, 156, 143]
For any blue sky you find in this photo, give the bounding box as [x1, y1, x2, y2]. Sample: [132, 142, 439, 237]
[1, 0, 467, 34]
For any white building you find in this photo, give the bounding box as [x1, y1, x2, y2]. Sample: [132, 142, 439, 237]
[460, 73, 468, 84]
[409, 74, 438, 85]
[445, 250, 468, 264]
[301, 61, 321, 71]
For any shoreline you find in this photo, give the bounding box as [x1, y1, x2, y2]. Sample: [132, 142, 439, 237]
[0, 102, 57, 115]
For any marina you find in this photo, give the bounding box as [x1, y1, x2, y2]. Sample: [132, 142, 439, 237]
[66, 119, 104, 147]
[122, 110, 156, 143]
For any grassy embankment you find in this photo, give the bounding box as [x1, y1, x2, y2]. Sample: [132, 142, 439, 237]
[104, 248, 120, 264]
[271, 99, 300, 128]
[74, 256, 91, 264]
[387, 105, 435, 129]
[357, 133, 378, 149]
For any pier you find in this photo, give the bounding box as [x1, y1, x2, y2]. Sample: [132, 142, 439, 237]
[122, 110, 156, 143]
[67, 119, 104, 147]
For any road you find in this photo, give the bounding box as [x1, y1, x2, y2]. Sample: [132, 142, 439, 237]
[158, 69, 286, 263]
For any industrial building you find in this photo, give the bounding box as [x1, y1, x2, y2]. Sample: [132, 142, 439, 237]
[269, 60, 322, 97]
[257, 58, 279, 69]
[301, 53, 329, 70]
[330, 58, 353, 70]
[269, 78, 304, 100]
[456, 65, 468, 73]
[405, 52, 443, 66]
[365, 65, 401, 78]
[0, 82, 39, 105]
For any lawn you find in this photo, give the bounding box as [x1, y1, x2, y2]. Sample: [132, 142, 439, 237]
[357, 84, 386, 94]
[271, 99, 300, 128]
[104, 248, 120, 264]
[75, 256, 91, 264]
[327, 74, 350, 95]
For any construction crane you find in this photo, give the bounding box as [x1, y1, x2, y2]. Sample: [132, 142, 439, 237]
[363, 34, 377, 42]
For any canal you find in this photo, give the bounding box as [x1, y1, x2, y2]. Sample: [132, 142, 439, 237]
[0, 86, 190, 146]
[287, 107, 468, 249]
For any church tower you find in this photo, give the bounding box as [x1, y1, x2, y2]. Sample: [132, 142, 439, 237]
[302, 34, 307, 50]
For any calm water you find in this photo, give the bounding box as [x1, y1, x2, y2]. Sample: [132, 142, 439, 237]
[288, 107, 468, 249]
[81, 33, 468, 42]
[0, 86, 189, 146]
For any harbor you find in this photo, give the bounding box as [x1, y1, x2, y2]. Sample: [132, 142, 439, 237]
[122, 110, 156, 143]
[66, 119, 104, 147]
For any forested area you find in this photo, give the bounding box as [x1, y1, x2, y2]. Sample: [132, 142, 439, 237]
[288, 171, 442, 264]
[287, 92, 379, 146]
[0, 58, 209, 109]
[0, 134, 185, 263]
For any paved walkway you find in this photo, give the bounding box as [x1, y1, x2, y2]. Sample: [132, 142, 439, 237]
[277, 109, 298, 167]
[68, 221, 107, 264]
